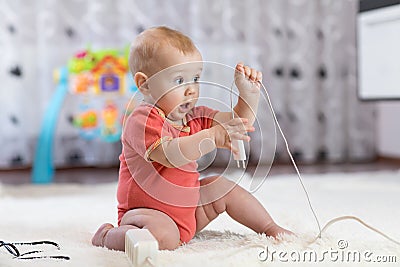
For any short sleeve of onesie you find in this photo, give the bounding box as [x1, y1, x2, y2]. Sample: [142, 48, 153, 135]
[122, 105, 172, 162]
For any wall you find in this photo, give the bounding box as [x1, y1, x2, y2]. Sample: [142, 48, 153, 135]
[0, 0, 376, 169]
[377, 102, 400, 158]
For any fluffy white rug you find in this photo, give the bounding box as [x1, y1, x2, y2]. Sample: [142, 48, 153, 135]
[1, 170, 399, 267]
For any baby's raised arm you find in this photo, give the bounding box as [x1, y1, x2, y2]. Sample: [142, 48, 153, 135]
[148, 118, 254, 168]
[212, 63, 262, 127]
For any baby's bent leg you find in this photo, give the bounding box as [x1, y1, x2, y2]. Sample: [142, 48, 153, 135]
[92, 208, 180, 251]
[196, 176, 292, 237]
[92, 223, 137, 251]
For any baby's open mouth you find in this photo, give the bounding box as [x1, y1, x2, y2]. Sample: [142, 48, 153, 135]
[180, 103, 190, 109]
[178, 102, 191, 112]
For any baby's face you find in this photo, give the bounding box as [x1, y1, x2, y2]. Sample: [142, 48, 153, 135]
[146, 46, 203, 122]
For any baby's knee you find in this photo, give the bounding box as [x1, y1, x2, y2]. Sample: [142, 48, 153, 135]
[121, 208, 181, 250]
[150, 226, 180, 250]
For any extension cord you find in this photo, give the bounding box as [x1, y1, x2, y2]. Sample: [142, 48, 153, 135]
[125, 229, 158, 267]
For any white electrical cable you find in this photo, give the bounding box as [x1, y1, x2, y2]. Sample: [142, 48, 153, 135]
[214, 77, 400, 258]
[257, 79, 400, 246]
[258, 80, 322, 237]
[230, 80, 246, 168]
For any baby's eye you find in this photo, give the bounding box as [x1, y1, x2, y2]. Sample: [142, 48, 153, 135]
[174, 77, 184, 85]
[193, 76, 200, 82]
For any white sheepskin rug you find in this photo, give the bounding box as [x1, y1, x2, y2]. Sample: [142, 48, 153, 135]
[0, 170, 399, 266]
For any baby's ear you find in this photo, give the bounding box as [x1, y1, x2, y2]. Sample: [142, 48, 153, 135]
[134, 72, 149, 94]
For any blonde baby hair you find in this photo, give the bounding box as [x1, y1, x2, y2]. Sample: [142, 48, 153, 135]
[129, 26, 198, 77]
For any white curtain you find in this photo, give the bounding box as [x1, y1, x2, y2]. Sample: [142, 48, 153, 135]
[0, 0, 376, 169]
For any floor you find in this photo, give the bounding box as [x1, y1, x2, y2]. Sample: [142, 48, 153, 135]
[2, 168, 399, 267]
[0, 158, 399, 185]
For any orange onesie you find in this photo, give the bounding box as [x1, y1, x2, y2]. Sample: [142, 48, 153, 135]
[117, 103, 218, 243]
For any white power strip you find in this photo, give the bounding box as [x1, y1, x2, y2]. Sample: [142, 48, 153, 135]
[125, 229, 158, 266]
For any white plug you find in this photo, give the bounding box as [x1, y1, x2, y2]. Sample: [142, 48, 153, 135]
[125, 229, 158, 267]
[232, 139, 246, 168]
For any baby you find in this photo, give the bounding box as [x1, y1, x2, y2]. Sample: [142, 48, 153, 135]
[92, 26, 291, 251]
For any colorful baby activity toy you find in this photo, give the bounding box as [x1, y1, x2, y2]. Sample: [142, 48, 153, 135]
[32, 47, 138, 184]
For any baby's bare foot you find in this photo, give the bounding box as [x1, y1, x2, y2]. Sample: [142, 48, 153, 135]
[92, 223, 114, 247]
[275, 227, 295, 238]
[265, 225, 294, 239]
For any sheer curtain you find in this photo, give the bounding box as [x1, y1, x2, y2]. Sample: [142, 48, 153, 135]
[0, 0, 375, 169]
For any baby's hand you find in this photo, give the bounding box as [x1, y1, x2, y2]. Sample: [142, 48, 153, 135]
[234, 62, 262, 95]
[210, 118, 255, 154]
